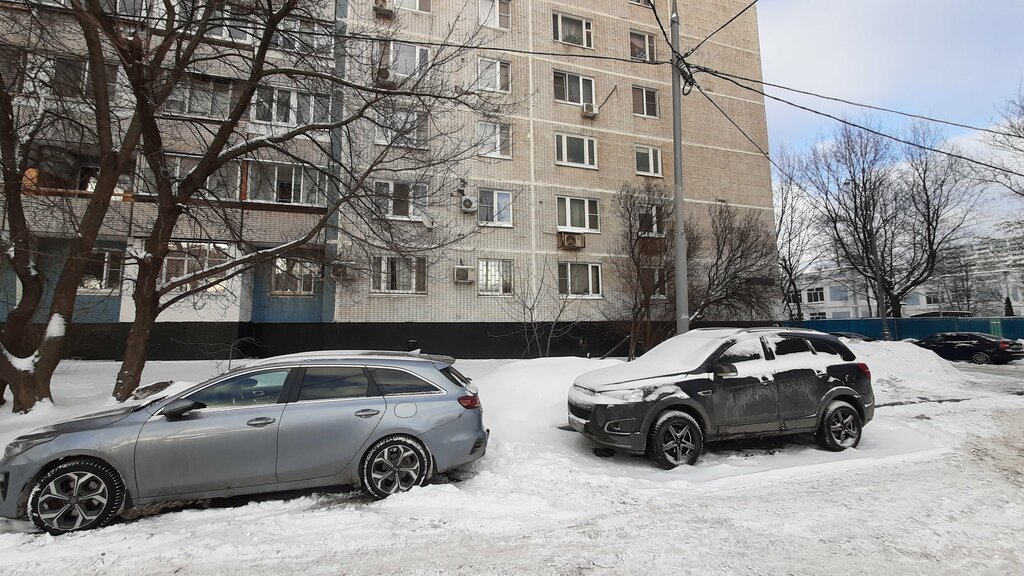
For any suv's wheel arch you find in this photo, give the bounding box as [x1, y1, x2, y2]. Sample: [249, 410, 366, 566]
[640, 401, 710, 453]
[816, 387, 866, 423]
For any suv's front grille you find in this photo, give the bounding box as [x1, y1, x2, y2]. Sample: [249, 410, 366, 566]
[568, 402, 592, 421]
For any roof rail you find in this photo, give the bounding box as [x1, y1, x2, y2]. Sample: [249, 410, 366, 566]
[246, 350, 457, 367]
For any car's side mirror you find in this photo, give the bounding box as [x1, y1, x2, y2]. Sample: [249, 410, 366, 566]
[159, 398, 206, 417]
[712, 363, 738, 378]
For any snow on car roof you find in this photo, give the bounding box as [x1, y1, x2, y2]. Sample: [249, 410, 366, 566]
[576, 330, 738, 388]
[243, 350, 457, 367]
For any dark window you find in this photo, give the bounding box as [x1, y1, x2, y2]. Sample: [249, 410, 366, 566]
[717, 339, 764, 365]
[439, 366, 470, 387]
[298, 367, 371, 401]
[810, 339, 856, 361]
[189, 370, 288, 408]
[771, 337, 813, 357]
[369, 368, 439, 395]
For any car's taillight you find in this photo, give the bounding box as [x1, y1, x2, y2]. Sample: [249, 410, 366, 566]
[857, 362, 871, 380]
[458, 394, 481, 409]
[999, 341, 1010, 350]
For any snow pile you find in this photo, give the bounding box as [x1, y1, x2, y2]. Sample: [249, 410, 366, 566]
[845, 340, 971, 402]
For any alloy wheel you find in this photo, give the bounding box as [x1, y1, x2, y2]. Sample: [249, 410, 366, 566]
[828, 409, 860, 448]
[35, 471, 110, 532]
[659, 421, 697, 466]
[369, 445, 423, 495]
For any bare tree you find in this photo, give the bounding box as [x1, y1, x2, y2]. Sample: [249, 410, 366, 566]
[803, 122, 980, 318]
[772, 146, 821, 320]
[983, 86, 1024, 200]
[501, 259, 582, 358]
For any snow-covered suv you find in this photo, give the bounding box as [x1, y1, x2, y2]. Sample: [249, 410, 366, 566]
[567, 328, 874, 469]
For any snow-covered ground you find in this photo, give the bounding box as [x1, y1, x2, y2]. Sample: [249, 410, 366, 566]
[1, 343, 1023, 575]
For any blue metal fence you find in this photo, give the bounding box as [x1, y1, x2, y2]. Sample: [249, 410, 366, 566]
[787, 317, 1024, 340]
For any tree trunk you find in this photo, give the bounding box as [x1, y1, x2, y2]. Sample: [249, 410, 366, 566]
[112, 260, 162, 401]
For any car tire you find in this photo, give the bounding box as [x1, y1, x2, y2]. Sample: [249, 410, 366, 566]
[817, 400, 863, 452]
[27, 459, 126, 535]
[359, 435, 433, 499]
[647, 411, 703, 470]
[971, 352, 991, 365]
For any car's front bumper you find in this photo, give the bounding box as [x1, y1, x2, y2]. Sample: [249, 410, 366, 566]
[568, 399, 648, 454]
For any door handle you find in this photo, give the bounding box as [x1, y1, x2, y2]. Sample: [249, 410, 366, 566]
[246, 417, 276, 428]
[355, 409, 381, 418]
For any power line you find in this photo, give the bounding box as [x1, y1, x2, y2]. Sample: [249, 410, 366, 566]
[683, 0, 758, 58]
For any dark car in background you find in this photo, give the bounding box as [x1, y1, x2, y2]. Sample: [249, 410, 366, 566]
[914, 332, 1024, 365]
[567, 328, 875, 469]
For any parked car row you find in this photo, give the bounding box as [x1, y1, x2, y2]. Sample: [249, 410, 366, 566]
[913, 332, 1024, 365]
[1, 327, 876, 535]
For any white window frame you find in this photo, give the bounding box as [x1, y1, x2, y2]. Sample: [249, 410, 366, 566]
[478, 189, 513, 226]
[558, 262, 602, 298]
[556, 196, 600, 232]
[555, 133, 598, 169]
[395, 0, 432, 13]
[630, 30, 656, 62]
[478, 259, 514, 295]
[374, 180, 428, 221]
[634, 144, 662, 177]
[478, 122, 513, 159]
[806, 287, 825, 303]
[180, 5, 252, 44]
[632, 86, 658, 117]
[159, 242, 231, 293]
[139, 154, 240, 200]
[553, 71, 595, 106]
[375, 110, 429, 149]
[247, 162, 327, 205]
[78, 250, 123, 293]
[925, 292, 940, 305]
[252, 86, 297, 124]
[100, 0, 147, 19]
[479, 0, 511, 30]
[387, 41, 431, 81]
[808, 311, 828, 320]
[270, 257, 318, 296]
[272, 18, 333, 54]
[552, 13, 594, 48]
[371, 256, 428, 294]
[167, 76, 232, 119]
[638, 204, 666, 237]
[478, 58, 511, 92]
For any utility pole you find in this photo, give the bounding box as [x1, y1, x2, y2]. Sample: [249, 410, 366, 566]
[671, 0, 690, 335]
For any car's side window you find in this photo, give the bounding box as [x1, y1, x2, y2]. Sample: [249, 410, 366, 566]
[188, 370, 289, 408]
[297, 367, 372, 401]
[717, 338, 765, 365]
[369, 368, 440, 395]
[766, 336, 815, 359]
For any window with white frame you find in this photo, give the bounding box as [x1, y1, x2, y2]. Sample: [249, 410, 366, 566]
[632, 86, 658, 117]
[395, 0, 431, 12]
[808, 311, 827, 320]
[640, 266, 667, 298]
[248, 162, 327, 205]
[478, 259, 513, 295]
[385, 41, 430, 80]
[635, 145, 662, 176]
[552, 13, 593, 48]
[99, 0, 145, 18]
[375, 110, 429, 148]
[271, 19, 333, 53]
[479, 0, 511, 29]
[478, 58, 511, 92]
[295, 92, 331, 125]
[178, 4, 251, 43]
[371, 256, 427, 294]
[630, 31, 656, 62]
[51, 58, 118, 100]
[553, 71, 594, 105]
[557, 196, 599, 232]
[829, 285, 849, 302]
[555, 134, 597, 168]
[78, 250, 123, 292]
[137, 154, 240, 200]
[478, 122, 512, 158]
[166, 76, 232, 118]
[558, 262, 601, 297]
[252, 86, 294, 124]
[639, 204, 665, 237]
[925, 292, 940, 305]
[374, 181, 428, 220]
[160, 242, 231, 292]
[271, 258, 318, 295]
[806, 286, 825, 303]
[479, 189, 512, 225]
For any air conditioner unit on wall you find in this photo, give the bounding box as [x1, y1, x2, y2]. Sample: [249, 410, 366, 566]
[375, 67, 397, 89]
[558, 232, 586, 250]
[461, 196, 479, 213]
[453, 266, 476, 283]
[374, 0, 395, 18]
[581, 103, 599, 119]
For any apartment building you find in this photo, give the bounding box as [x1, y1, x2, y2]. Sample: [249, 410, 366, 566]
[0, 0, 774, 357]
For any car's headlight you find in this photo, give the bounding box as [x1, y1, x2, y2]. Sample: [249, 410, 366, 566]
[4, 433, 59, 459]
[600, 388, 648, 403]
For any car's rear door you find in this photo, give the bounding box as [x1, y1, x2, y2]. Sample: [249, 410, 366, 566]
[134, 368, 292, 498]
[275, 365, 386, 483]
[711, 336, 780, 434]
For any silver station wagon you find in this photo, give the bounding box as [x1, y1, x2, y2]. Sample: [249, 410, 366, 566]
[0, 351, 487, 534]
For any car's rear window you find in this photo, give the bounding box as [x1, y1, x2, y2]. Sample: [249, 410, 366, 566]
[809, 339, 856, 361]
[369, 367, 440, 395]
[440, 366, 471, 388]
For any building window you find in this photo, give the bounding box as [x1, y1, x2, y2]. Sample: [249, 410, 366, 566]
[478, 58, 511, 92]
[903, 293, 921, 306]
[271, 19, 333, 53]
[479, 0, 511, 29]
[79, 250, 123, 292]
[51, 58, 117, 100]
[555, 134, 597, 168]
[640, 266, 667, 298]
[0, 45, 26, 93]
[632, 86, 658, 117]
[809, 311, 827, 320]
[395, 0, 431, 12]
[137, 155, 240, 200]
[374, 181, 428, 220]
[375, 111, 429, 149]
[552, 13, 593, 48]
[829, 285, 849, 302]
[99, 0, 146, 18]
[160, 242, 230, 292]
[478, 259, 513, 295]
[478, 122, 513, 158]
[639, 204, 665, 237]
[371, 256, 427, 294]
[806, 287, 825, 303]
[785, 291, 802, 304]
[177, 5, 251, 43]
[558, 262, 601, 297]
[557, 196, 599, 232]
[479, 189, 512, 225]
[630, 31, 656, 62]
[926, 292, 940, 305]
[248, 163, 326, 205]
[553, 71, 594, 105]
[271, 258, 317, 295]
[167, 76, 232, 118]
[252, 87, 294, 124]
[385, 41, 430, 80]
[635, 145, 662, 177]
